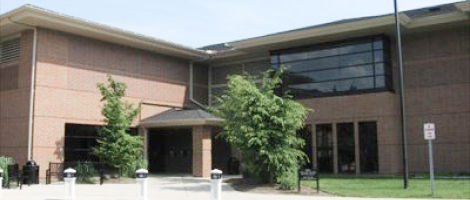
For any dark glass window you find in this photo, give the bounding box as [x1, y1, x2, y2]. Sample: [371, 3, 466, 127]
[271, 36, 392, 98]
[64, 124, 138, 163]
[337, 123, 355, 173]
[316, 124, 333, 173]
[64, 124, 100, 162]
[297, 125, 313, 170]
[359, 122, 379, 173]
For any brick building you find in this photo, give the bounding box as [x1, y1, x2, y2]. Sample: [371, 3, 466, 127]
[0, 1, 469, 178]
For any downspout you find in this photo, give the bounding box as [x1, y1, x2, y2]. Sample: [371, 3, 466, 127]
[8, 17, 38, 161]
[27, 28, 38, 161]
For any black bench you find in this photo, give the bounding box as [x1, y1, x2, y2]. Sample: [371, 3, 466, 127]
[298, 169, 319, 193]
[7, 164, 23, 189]
[46, 162, 64, 184]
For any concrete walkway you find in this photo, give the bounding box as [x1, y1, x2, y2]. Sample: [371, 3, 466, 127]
[0, 175, 446, 200]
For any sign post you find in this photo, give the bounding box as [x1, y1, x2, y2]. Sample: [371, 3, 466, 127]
[298, 169, 319, 193]
[424, 123, 436, 196]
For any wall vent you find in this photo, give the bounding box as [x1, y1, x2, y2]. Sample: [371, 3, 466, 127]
[0, 39, 20, 65]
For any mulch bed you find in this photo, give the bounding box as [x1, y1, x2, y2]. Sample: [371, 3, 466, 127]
[225, 177, 332, 196]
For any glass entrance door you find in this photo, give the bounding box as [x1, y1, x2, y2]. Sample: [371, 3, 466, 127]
[316, 124, 333, 173]
[337, 123, 355, 173]
[359, 122, 379, 173]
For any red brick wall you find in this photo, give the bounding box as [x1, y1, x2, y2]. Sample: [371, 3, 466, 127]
[0, 30, 34, 166]
[209, 26, 470, 174]
[30, 28, 197, 176]
[402, 27, 469, 173]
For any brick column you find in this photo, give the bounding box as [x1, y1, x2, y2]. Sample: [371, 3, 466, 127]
[139, 127, 149, 162]
[192, 126, 212, 177]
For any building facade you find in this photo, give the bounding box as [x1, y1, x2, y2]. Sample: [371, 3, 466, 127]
[0, 2, 469, 178]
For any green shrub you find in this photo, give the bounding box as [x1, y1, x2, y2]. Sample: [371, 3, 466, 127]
[211, 68, 311, 190]
[0, 156, 14, 187]
[123, 158, 148, 177]
[75, 161, 95, 184]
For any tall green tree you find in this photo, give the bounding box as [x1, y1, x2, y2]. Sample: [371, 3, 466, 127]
[211, 69, 311, 189]
[94, 75, 142, 171]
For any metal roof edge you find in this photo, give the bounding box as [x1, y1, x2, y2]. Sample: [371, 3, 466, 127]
[202, 1, 467, 54]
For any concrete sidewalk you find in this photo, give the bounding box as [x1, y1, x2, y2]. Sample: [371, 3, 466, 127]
[0, 175, 449, 200]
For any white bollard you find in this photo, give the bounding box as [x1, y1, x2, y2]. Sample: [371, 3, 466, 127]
[63, 168, 76, 200]
[0, 168, 3, 196]
[210, 169, 222, 200]
[135, 168, 148, 200]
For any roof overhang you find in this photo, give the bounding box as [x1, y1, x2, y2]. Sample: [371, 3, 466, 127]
[209, 1, 469, 60]
[1, 2, 468, 62]
[0, 5, 210, 60]
[226, 14, 408, 51]
[140, 118, 224, 128]
[139, 109, 224, 128]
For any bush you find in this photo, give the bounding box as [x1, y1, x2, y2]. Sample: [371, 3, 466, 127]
[75, 161, 95, 183]
[0, 156, 14, 187]
[123, 158, 148, 177]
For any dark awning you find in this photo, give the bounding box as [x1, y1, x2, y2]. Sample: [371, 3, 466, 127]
[140, 109, 223, 128]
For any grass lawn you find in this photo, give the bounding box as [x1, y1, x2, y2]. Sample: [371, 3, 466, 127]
[303, 177, 470, 199]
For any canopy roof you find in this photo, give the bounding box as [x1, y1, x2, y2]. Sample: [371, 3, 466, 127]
[140, 109, 223, 128]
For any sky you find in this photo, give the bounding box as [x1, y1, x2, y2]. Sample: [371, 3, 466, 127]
[0, 0, 458, 48]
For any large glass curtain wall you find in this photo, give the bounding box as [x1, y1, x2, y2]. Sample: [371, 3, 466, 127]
[271, 36, 392, 98]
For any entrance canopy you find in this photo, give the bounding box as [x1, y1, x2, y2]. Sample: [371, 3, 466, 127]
[140, 109, 224, 177]
[140, 109, 223, 128]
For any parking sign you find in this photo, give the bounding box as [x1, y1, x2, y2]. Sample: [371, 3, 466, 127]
[424, 123, 435, 140]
